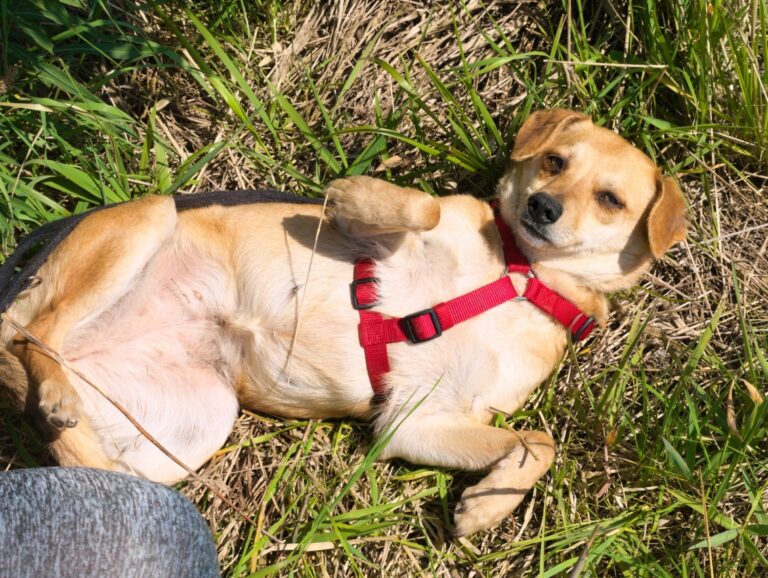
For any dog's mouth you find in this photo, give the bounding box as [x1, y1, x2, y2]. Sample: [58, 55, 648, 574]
[519, 215, 552, 244]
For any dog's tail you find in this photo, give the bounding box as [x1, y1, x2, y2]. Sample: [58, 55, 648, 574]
[0, 347, 30, 412]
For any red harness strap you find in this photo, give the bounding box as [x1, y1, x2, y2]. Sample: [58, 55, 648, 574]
[351, 206, 596, 397]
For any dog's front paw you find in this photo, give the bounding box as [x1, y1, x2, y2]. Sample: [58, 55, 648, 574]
[325, 176, 382, 228]
[325, 175, 376, 198]
[454, 431, 556, 537]
[39, 378, 82, 428]
[325, 176, 439, 236]
[454, 461, 527, 537]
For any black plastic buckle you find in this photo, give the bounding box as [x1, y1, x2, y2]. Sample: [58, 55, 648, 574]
[350, 277, 379, 310]
[572, 316, 595, 340]
[401, 308, 442, 343]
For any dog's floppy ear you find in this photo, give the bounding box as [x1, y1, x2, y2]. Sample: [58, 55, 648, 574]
[511, 109, 591, 161]
[647, 175, 687, 259]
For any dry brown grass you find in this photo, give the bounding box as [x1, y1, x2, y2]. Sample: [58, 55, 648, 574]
[2, 0, 767, 575]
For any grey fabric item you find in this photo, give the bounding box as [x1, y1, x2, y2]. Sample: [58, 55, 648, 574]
[0, 467, 220, 578]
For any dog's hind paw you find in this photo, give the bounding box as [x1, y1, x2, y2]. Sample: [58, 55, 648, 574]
[39, 378, 82, 429]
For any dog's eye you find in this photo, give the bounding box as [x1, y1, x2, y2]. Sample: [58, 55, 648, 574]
[542, 155, 565, 174]
[596, 191, 624, 210]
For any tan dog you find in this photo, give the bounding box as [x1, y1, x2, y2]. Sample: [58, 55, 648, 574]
[0, 109, 686, 536]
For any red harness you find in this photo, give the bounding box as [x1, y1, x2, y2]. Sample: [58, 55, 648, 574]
[350, 205, 596, 399]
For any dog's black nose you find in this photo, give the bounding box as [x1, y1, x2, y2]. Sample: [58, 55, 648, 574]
[527, 193, 563, 225]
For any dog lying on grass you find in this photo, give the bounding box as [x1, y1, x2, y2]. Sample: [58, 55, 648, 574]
[0, 109, 686, 536]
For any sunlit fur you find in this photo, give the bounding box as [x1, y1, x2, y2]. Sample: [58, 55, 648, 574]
[0, 109, 686, 535]
[497, 121, 665, 293]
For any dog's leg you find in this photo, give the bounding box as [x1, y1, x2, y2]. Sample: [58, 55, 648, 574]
[378, 416, 555, 536]
[11, 195, 177, 432]
[1, 347, 119, 470]
[48, 420, 120, 470]
[325, 175, 440, 236]
[0, 347, 29, 412]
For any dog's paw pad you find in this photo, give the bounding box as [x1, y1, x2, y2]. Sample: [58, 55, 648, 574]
[46, 408, 79, 429]
[39, 380, 81, 429]
[454, 486, 508, 537]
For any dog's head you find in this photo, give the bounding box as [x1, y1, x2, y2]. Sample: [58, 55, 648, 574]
[497, 109, 687, 291]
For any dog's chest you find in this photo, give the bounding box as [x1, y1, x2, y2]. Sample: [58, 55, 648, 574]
[375, 232, 569, 421]
[467, 302, 567, 418]
[419, 301, 564, 410]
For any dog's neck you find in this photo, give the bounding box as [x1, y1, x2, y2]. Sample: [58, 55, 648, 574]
[528, 264, 610, 327]
[488, 202, 610, 328]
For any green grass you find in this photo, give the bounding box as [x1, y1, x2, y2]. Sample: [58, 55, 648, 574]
[1, 0, 767, 575]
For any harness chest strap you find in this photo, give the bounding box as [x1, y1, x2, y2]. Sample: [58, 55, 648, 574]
[351, 206, 596, 397]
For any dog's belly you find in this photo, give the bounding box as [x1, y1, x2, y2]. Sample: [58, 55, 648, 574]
[56, 206, 372, 481]
[61, 243, 240, 483]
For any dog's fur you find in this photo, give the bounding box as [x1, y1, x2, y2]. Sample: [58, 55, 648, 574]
[0, 109, 686, 536]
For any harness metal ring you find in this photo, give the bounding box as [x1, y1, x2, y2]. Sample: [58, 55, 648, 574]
[512, 269, 535, 301]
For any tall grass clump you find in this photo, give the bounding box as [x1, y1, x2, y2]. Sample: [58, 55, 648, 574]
[0, 0, 187, 254]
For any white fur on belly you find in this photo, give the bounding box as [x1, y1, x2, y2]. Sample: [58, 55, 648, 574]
[61, 244, 241, 483]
